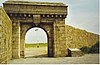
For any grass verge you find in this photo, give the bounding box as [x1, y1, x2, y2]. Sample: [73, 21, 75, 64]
[25, 43, 47, 48]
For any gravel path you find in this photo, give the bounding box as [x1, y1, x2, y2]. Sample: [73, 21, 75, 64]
[8, 47, 99, 64]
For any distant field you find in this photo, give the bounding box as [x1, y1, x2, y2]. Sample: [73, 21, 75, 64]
[25, 43, 47, 48]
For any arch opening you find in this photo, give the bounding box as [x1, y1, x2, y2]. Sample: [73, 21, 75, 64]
[25, 27, 48, 58]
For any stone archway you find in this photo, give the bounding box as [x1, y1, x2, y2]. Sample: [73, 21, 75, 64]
[20, 22, 54, 58]
[3, 1, 68, 58]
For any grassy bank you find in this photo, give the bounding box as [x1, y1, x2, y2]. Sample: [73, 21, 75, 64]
[25, 43, 47, 48]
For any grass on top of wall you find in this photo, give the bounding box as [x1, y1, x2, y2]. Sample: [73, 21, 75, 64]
[25, 43, 47, 48]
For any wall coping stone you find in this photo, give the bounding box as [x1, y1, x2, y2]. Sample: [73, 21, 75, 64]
[4, 1, 67, 6]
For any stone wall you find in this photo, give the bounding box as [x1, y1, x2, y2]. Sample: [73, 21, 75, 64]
[54, 23, 67, 57]
[65, 25, 99, 55]
[1, 1, 99, 61]
[0, 7, 12, 64]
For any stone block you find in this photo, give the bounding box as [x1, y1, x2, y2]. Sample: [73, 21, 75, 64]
[12, 49, 20, 59]
[68, 48, 83, 57]
[0, 21, 2, 25]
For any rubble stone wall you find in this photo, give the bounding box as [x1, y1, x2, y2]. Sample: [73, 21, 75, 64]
[65, 25, 99, 55]
[0, 7, 12, 64]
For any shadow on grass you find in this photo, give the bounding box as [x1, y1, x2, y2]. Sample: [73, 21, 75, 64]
[25, 54, 48, 58]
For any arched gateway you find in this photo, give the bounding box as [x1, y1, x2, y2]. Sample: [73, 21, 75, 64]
[3, 1, 68, 58]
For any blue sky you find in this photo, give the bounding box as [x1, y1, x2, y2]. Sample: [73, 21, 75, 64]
[0, 0, 99, 43]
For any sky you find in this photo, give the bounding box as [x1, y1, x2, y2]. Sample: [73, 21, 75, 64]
[25, 27, 47, 43]
[0, 0, 99, 43]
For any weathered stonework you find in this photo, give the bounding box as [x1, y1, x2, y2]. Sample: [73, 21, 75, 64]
[68, 48, 83, 57]
[0, 0, 99, 64]
[3, 1, 68, 58]
[0, 7, 12, 64]
[54, 23, 67, 57]
[3, 1, 67, 15]
[65, 25, 99, 55]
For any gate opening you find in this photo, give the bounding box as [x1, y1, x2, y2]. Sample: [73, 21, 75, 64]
[25, 27, 48, 58]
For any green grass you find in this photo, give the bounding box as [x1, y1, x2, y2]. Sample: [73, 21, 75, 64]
[25, 43, 47, 48]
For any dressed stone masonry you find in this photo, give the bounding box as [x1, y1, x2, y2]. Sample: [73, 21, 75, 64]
[3, 1, 68, 58]
[0, 1, 99, 64]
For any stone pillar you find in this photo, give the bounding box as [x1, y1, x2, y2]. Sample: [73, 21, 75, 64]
[54, 21, 67, 57]
[12, 22, 20, 58]
[48, 37, 54, 57]
[20, 25, 31, 58]
[48, 28, 54, 57]
[20, 33, 25, 58]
